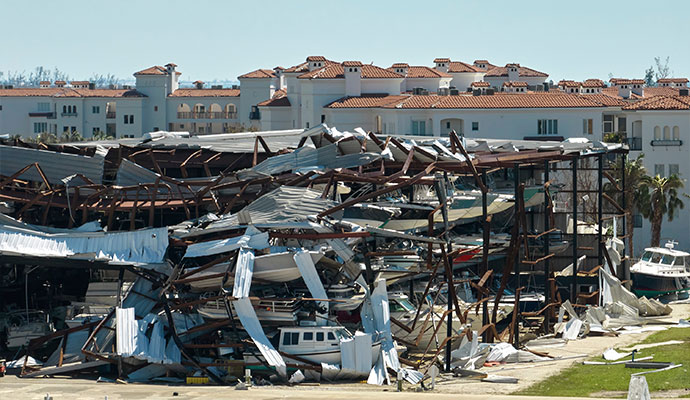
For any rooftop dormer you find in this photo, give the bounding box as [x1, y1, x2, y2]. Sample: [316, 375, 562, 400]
[433, 58, 450, 73]
[658, 78, 689, 88]
[306, 56, 327, 72]
[581, 79, 604, 94]
[70, 81, 90, 89]
[611, 79, 644, 98]
[39, 81, 50, 88]
[503, 81, 528, 93]
[193, 80, 204, 89]
[55, 80, 66, 88]
[558, 80, 581, 93]
[470, 81, 490, 93]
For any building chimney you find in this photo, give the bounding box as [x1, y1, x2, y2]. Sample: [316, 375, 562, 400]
[273, 66, 285, 90]
[39, 81, 50, 88]
[506, 64, 520, 82]
[165, 63, 179, 94]
[343, 61, 362, 97]
[616, 80, 631, 99]
[433, 58, 450, 74]
[54, 80, 66, 88]
[306, 56, 327, 72]
[391, 63, 409, 77]
[193, 80, 204, 89]
[630, 79, 644, 97]
[473, 60, 489, 71]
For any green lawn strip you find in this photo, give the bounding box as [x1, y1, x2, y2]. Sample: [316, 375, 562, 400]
[514, 328, 690, 397]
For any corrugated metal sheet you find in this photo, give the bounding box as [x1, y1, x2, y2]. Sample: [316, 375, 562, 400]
[0, 144, 106, 185]
[243, 143, 380, 177]
[0, 223, 169, 264]
[115, 159, 160, 187]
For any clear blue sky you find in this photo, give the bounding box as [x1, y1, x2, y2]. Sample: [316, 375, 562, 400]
[2, 0, 688, 83]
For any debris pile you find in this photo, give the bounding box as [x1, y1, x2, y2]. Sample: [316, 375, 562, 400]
[0, 125, 642, 387]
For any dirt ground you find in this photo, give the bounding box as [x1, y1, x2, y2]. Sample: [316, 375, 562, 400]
[1, 304, 688, 400]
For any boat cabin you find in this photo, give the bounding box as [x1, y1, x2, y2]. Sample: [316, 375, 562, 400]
[278, 326, 350, 351]
[638, 245, 690, 274]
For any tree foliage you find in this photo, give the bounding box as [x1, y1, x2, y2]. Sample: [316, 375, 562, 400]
[639, 173, 684, 247]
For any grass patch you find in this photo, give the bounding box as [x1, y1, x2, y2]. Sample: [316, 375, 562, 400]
[515, 328, 690, 397]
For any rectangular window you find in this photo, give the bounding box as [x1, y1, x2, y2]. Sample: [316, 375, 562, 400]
[603, 115, 614, 133]
[321, 115, 325, 123]
[71, 126, 77, 133]
[92, 106, 100, 114]
[583, 119, 593, 135]
[654, 164, 665, 177]
[633, 214, 643, 228]
[303, 332, 313, 341]
[618, 117, 627, 133]
[154, 106, 158, 112]
[412, 120, 426, 135]
[38, 102, 50, 112]
[538, 119, 559, 135]
[130, 115, 134, 124]
[124, 115, 128, 124]
[33, 122, 47, 133]
[306, 122, 310, 128]
[63, 126, 69, 133]
[446, 122, 451, 129]
[92, 127, 99, 135]
[472, 121, 479, 131]
[669, 164, 679, 176]
[316, 332, 324, 341]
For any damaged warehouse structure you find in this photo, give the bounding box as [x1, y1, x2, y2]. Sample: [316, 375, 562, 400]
[0, 125, 671, 386]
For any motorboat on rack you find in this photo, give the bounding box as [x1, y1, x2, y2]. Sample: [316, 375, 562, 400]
[631, 241, 690, 298]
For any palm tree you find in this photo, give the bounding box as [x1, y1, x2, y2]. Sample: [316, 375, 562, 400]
[605, 154, 649, 256]
[639, 174, 685, 247]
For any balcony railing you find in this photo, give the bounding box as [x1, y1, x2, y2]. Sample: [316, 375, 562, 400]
[106, 111, 116, 119]
[61, 112, 78, 117]
[29, 112, 56, 119]
[177, 111, 238, 119]
[623, 137, 643, 151]
[651, 139, 682, 147]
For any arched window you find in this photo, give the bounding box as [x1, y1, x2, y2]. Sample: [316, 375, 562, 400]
[663, 126, 671, 140]
[673, 126, 680, 140]
[63, 105, 67, 113]
[654, 126, 661, 140]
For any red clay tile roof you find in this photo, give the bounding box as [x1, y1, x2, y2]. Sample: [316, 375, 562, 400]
[70, 81, 90, 85]
[485, 64, 548, 78]
[134, 66, 167, 76]
[166, 63, 178, 68]
[306, 56, 327, 62]
[611, 79, 645, 85]
[391, 63, 410, 68]
[258, 89, 290, 107]
[448, 61, 482, 73]
[192, 80, 204, 84]
[602, 86, 679, 99]
[433, 58, 451, 63]
[474, 60, 490, 64]
[471, 81, 490, 87]
[284, 58, 337, 73]
[55, 80, 66, 84]
[582, 79, 605, 88]
[326, 94, 409, 108]
[558, 80, 580, 87]
[578, 94, 627, 106]
[326, 92, 624, 110]
[623, 95, 690, 110]
[342, 61, 363, 67]
[658, 78, 689, 84]
[169, 88, 240, 97]
[503, 81, 528, 87]
[388, 66, 451, 78]
[0, 88, 146, 98]
[297, 63, 403, 80]
[238, 69, 276, 79]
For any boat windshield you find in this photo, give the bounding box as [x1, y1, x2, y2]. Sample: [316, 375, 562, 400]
[333, 328, 351, 341]
[660, 254, 674, 265]
[641, 251, 653, 262]
[390, 298, 415, 313]
[650, 253, 663, 264]
[673, 257, 685, 267]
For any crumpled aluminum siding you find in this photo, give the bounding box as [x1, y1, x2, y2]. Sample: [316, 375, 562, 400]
[0, 224, 169, 264]
[0, 144, 106, 185]
[244, 143, 381, 177]
[115, 159, 161, 187]
[197, 187, 338, 234]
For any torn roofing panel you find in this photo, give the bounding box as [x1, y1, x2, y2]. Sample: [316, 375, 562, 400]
[0, 144, 106, 185]
[116, 158, 161, 187]
[0, 223, 169, 264]
[190, 187, 339, 235]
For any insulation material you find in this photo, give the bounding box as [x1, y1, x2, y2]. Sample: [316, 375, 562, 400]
[116, 307, 137, 357]
[294, 249, 329, 322]
[232, 297, 286, 377]
[232, 248, 255, 298]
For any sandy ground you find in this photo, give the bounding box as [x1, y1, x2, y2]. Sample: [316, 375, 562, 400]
[1, 304, 688, 400]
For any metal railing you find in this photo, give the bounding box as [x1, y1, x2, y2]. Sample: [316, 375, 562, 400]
[106, 112, 116, 119]
[623, 137, 643, 151]
[177, 111, 238, 119]
[61, 112, 78, 117]
[651, 139, 682, 147]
